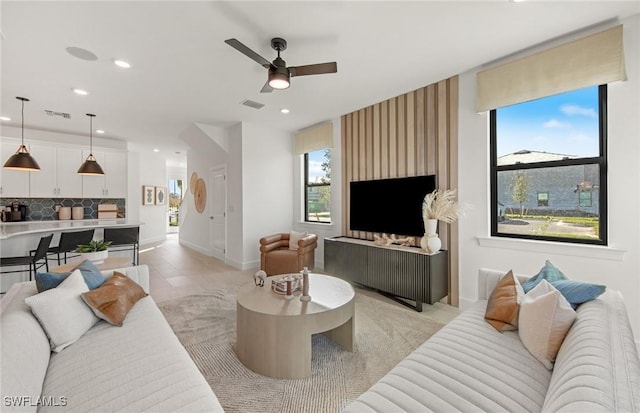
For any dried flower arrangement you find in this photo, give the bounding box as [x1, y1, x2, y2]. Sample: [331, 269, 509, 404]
[422, 189, 460, 224]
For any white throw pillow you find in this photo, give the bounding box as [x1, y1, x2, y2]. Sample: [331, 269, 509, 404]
[518, 279, 576, 369]
[289, 230, 308, 250]
[25, 269, 99, 352]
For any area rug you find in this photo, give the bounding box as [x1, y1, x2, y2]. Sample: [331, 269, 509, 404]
[158, 287, 444, 413]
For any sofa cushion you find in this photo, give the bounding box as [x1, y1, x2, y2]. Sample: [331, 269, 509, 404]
[549, 279, 606, 308]
[38, 292, 223, 413]
[289, 230, 307, 250]
[518, 280, 576, 370]
[25, 269, 100, 352]
[543, 290, 640, 412]
[1, 282, 51, 413]
[484, 270, 523, 331]
[343, 300, 552, 412]
[74, 260, 106, 290]
[522, 260, 567, 293]
[35, 271, 71, 293]
[81, 271, 148, 326]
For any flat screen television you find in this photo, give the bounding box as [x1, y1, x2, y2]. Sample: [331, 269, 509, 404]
[350, 175, 436, 237]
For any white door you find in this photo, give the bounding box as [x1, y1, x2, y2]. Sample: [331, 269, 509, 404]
[209, 166, 226, 260]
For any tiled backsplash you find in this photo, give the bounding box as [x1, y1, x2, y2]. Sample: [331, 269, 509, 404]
[0, 198, 126, 221]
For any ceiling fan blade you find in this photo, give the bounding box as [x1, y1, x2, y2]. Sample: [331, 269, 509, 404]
[260, 81, 273, 93]
[289, 62, 337, 77]
[224, 38, 274, 69]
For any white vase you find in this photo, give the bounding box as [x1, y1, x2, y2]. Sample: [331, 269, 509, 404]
[427, 234, 441, 254]
[424, 219, 438, 236]
[420, 232, 441, 254]
[79, 249, 108, 264]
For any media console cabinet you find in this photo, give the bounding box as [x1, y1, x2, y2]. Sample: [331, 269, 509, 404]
[324, 236, 448, 311]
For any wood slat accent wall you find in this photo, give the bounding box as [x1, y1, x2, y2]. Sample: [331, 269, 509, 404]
[341, 75, 459, 306]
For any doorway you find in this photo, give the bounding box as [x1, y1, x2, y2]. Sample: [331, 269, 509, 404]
[209, 166, 226, 260]
[168, 178, 184, 234]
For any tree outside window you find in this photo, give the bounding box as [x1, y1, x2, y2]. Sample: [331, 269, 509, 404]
[305, 149, 331, 223]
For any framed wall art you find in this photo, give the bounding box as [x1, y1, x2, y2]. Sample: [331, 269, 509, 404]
[155, 186, 167, 205]
[142, 185, 155, 205]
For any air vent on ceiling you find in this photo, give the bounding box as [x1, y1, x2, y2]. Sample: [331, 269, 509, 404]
[241, 99, 264, 110]
[44, 110, 71, 119]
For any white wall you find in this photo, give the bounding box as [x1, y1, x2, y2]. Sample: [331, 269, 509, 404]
[136, 151, 168, 244]
[179, 123, 229, 255]
[226, 123, 244, 267]
[457, 15, 640, 343]
[293, 118, 343, 269]
[240, 122, 294, 269]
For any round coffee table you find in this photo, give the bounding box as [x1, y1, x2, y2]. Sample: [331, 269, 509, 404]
[235, 273, 355, 379]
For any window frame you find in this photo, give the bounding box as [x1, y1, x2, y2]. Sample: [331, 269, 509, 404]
[303, 151, 331, 223]
[490, 84, 607, 245]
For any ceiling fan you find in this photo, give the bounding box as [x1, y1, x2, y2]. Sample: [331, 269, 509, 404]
[224, 37, 337, 93]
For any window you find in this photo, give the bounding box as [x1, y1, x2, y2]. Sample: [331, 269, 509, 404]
[537, 192, 549, 207]
[490, 85, 606, 244]
[304, 148, 331, 223]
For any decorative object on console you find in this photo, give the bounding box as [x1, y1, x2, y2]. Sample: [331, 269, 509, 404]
[142, 185, 155, 205]
[3, 96, 41, 171]
[421, 188, 460, 254]
[271, 274, 301, 295]
[300, 267, 311, 302]
[154, 186, 167, 205]
[373, 233, 412, 247]
[76, 240, 112, 264]
[77, 113, 105, 175]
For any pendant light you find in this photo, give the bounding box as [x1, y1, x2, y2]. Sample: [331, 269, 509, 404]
[3, 97, 41, 171]
[77, 113, 105, 175]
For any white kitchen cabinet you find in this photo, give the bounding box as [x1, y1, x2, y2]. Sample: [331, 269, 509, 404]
[28, 144, 84, 198]
[0, 139, 30, 197]
[81, 150, 127, 198]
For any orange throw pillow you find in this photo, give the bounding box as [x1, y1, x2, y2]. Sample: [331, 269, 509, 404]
[81, 272, 148, 326]
[484, 270, 524, 331]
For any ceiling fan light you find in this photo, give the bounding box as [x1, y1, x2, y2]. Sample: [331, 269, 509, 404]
[4, 145, 41, 171]
[268, 71, 290, 90]
[77, 154, 105, 175]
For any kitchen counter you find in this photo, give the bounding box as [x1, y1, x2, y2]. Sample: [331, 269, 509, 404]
[0, 219, 142, 240]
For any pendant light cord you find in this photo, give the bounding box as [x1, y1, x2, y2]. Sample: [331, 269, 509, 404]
[21, 99, 24, 145]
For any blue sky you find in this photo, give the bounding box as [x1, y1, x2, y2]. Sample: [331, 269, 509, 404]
[307, 149, 329, 182]
[496, 86, 599, 158]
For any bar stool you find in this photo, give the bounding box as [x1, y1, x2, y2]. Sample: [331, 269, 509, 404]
[103, 227, 140, 265]
[47, 229, 95, 265]
[0, 233, 53, 282]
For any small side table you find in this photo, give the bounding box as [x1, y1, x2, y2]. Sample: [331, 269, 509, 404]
[50, 257, 133, 273]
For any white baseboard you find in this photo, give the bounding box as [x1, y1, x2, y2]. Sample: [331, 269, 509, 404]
[179, 239, 211, 257]
[225, 257, 259, 271]
[140, 235, 167, 246]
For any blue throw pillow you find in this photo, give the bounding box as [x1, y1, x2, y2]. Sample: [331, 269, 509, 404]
[551, 279, 606, 309]
[35, 272, 71, 293]
[522, 260, 567, 293]
[76, 260, 106, 290]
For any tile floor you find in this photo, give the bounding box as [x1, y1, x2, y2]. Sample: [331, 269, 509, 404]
[141, 233, 459, 324]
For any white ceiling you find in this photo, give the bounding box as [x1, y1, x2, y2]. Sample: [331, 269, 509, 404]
[2, 1, 639, 166]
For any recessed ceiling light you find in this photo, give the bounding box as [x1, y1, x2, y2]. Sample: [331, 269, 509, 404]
[114, 59, 131, 68]
[0, 116, 11, 121]
[96, 129, 105, 134]
[153, 149, 160, 152]
[73, 88, 89, 96]
[280, 108, 290, 114]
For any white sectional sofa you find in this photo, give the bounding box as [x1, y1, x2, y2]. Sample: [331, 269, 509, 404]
[344, 268, 640, 412]
[1, 265, 223, 413]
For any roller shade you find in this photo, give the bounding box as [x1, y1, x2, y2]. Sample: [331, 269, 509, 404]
[477, 25, 626, 112]
[294, 122, 333, 155]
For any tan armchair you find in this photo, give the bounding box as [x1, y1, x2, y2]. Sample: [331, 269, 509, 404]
[259, 233, 318, 276]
